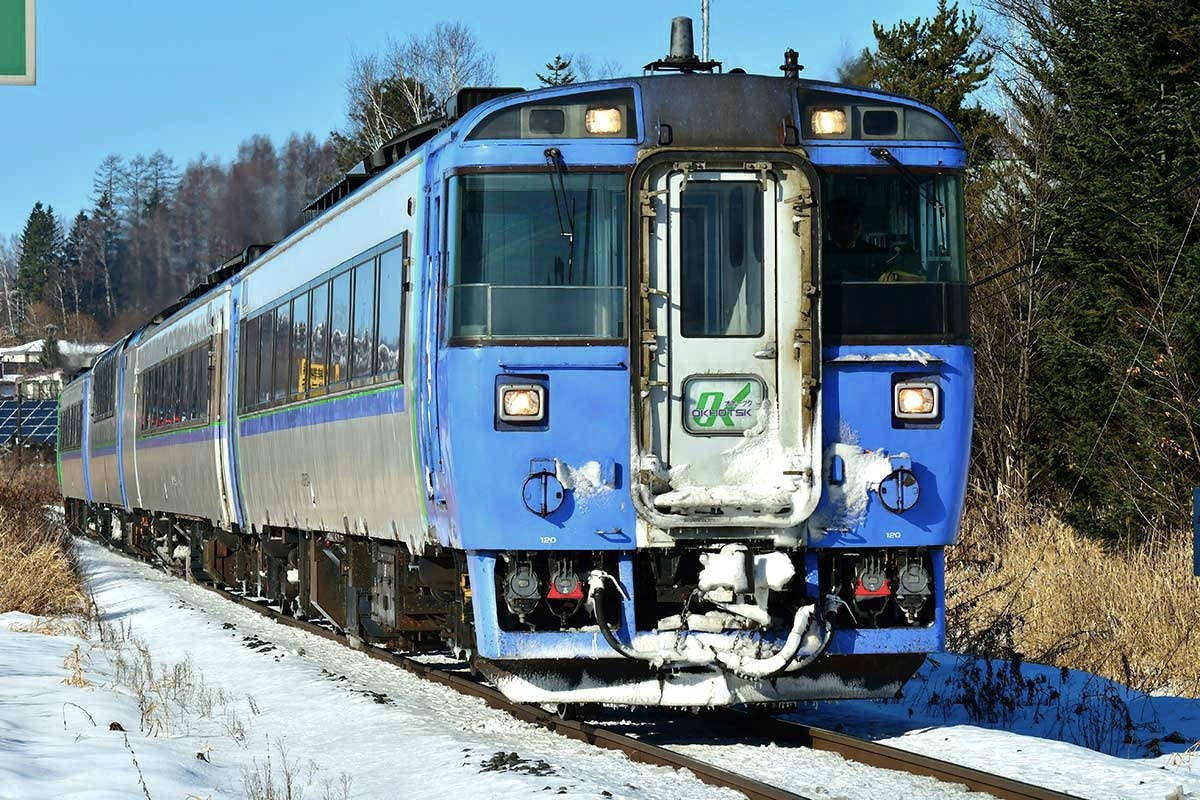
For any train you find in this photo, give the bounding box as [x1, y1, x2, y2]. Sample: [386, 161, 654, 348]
[58, 19, 973, 707]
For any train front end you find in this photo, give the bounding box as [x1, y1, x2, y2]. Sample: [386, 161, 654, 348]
[434, 62, 971, 705]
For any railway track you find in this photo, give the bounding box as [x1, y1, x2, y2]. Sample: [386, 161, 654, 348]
[83, 533, 1083, 800]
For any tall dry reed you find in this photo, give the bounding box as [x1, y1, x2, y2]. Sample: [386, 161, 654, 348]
[0, 462, 88, 616]
[948, 500, 1200, 695]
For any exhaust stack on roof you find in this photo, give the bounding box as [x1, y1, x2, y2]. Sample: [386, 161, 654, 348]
[669, 16, 695, 60]
[645, 16, 721, 73]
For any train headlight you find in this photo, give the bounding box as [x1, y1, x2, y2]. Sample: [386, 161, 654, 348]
[894, 382, 939, 419]
[498, 384, 545, 422]
[585, 107, 623, 135]
[810, 108, 848, 136]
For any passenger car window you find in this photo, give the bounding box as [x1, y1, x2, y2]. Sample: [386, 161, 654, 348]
[330, 272, 351, 386]
[377, 248, 403, 377]
[291, 294, 308, 397]
[273, 303, 291, 401]
[351, 261, 376, 380]
[309, 282, 329, 393]
[242, 315, 259, 412]
[257, 311, 275, 407]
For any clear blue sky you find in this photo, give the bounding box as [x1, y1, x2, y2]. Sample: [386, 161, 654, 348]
[0, 0, 959, 243]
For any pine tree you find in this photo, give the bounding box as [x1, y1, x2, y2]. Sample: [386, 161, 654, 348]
[39, 324, 62, 369]
[16, 202, 62, 320]
[992, 0, 1200, 542]
[62, 211, 88, 323]
[863, 0, 996, 158]
[537, 54, 576, 87]
[835, 50, 872, 86]
[91, 190, 120, 321]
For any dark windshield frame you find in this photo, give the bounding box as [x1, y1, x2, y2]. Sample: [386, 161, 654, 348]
[817, 166, 970, 344]
[444, 167, 630, 346]
[819, 167, 966, 285]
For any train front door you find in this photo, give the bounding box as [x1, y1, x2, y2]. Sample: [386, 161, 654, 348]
[636, 160, 822, 531]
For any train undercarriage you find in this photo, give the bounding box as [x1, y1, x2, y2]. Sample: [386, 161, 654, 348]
[64, 498, 471, 655]
[65, 496, 936, 706]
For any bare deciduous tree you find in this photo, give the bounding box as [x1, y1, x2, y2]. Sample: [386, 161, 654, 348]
[0, 234, 21, 340]
[386, 21, 496, 124]
[344, 50, 408, 154]
[569, 52, 625, 82]
[335, 21, 495, 170]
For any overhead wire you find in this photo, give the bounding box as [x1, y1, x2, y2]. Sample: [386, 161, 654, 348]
[1067, 188, 1200, 498]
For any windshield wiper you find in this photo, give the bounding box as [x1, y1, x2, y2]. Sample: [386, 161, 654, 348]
[871, 147, 944, 209]
[544, 147, 576, 283]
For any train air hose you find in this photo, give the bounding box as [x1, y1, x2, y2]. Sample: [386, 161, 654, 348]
[586, 571, 834, 677]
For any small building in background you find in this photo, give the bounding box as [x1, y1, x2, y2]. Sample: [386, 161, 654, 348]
[0, 339, 109, 452]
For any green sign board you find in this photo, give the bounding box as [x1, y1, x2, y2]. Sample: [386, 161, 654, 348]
[0, 0, 34, 85]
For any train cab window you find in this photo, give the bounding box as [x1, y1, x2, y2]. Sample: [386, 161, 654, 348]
[351, 261, 376, 380]
[819, 170, 969, 343]
[820, 171, 965, 284]
[273, 303, 291, 402]
[447, 172, 626, 341]
[330, 271, 351, 387]
[257, 311, 275, 407]
[680, 180, 765, 338]
[309, 282, 330, 394]
[291, 293, 309, 397]
[376, 247, 403, 377]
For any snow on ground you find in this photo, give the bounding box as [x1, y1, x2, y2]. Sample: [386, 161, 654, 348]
[5, 539, 1200, 800]
[4, 541, 751, 800]
[786, 653, 1200, 800]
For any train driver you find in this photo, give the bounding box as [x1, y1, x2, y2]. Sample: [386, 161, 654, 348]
[824, 196, 924, 283]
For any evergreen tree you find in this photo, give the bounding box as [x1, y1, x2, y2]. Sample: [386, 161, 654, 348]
[835, 50, 872, 86]
[62, 211, 89, 323]
[537, 54, 576, 86]
[16, 202, 62, 317]
[863, 0, 996, 158]
[994, 0, 1200, 542]
[90, 190, 120, 321]
[38, 324, 62, 369]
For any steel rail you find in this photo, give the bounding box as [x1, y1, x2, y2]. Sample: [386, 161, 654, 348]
[206, 582, 812, 800]
[212, 583, 1082, 800]
[80, 533, 1084, 800]
[710, 710, 1083, 800]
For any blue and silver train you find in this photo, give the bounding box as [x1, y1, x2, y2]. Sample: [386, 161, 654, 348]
[59, 23, 972, 706]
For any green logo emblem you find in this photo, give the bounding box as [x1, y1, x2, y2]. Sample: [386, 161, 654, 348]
[691, 382, 754, 428]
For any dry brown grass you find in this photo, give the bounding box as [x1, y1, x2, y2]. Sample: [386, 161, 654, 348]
[0, 462, 88, 616]
[948, 500, 1200, 695]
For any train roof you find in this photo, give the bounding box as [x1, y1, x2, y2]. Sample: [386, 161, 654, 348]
[74, 68, 965, 385]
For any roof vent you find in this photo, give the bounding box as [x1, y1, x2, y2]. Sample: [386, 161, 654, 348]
[448, 86, 525, 120]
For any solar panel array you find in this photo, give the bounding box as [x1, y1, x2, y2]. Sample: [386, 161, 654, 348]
[0, 400, 58, 446]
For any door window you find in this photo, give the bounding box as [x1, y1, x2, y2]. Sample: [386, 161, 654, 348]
[679, 181, 764, 337]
